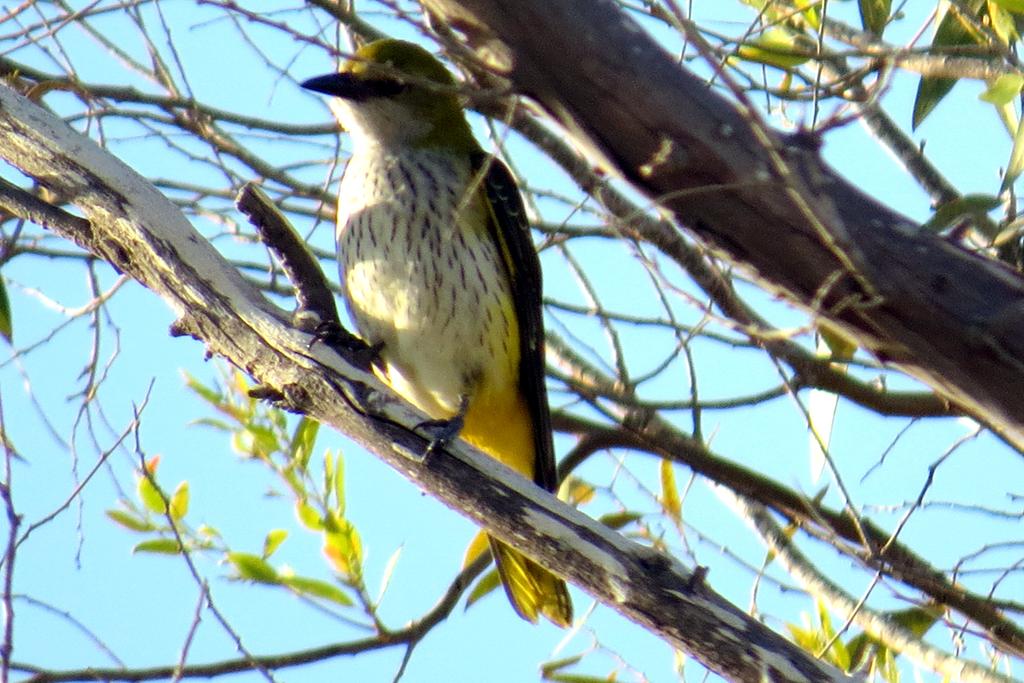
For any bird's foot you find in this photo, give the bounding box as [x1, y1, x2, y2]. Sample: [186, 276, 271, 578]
[414, 413, 464, 456]
[308, 321, 382, 372]
[414, 396, 468, 456]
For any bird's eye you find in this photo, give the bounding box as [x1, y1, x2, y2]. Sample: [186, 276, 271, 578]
[370, 78, 407, 98]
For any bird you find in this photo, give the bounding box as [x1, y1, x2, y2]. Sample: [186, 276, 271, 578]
[301, 38, 573, 627]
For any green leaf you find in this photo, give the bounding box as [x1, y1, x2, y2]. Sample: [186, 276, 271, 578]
[332, 452, 345, 515]
[376, 545, 402, 604]
[323, 519, 362, 577]
[182, 371, 223, 409]
[980, 73, 1024, 105]
[991, 0, 1024, 14]
[540, 655, 584, 676]
[921, 193, 1001, 233]
[168, 481, 189, 520]
[1003, 115, 1024, 192]
[888, 604, 942, 637]
[737, 28, 812, 69]
[197, 524, 222, 539]
[190, 417, 233, 432]
[562, 476, 594, 506]
[133, 538, 182, 554]
[762, 522, 797, 565]
[136, 475, 167, 514]
[818, 324, 857, 361]
[289, 417, 319, 471]
[295, 501, 323, 531]
[0, 277, 11, 343]
[281, 575, 353, 606]
[794, 0, 821, 30]
[795, 600, 851, 670]
[816, 599, 835, 639]
[826, 629, 852, 671]
[598, 510, 643, 530]
[859, 0, 891, 34]
[544, 674, 618, 683]
[263, 529, 288, 558]
[235, 424, 279, 459]
[833, 641, 852, 672]
[462, 530, 490, 570]
[280, 467, 305, 501]
[740, 0, 817, 28]
[659, 458, 681, 522]
[878, 646, 899, 683]
[787, 622, 822, 653]
[912, 0, 986, 129]
[228, 551, 279, 583]
[323, 450, 345, 515]
[846, 632, 873, 670]
[987, 1, 1021, 42]
[106, 509, 156, 532]
[465, 568, 502, 610]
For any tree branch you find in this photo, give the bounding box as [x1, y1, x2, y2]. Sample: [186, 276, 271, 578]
[422, 0, 1024, 452]
[730, 493, 1015, 683]
[0, 83, 851, 683]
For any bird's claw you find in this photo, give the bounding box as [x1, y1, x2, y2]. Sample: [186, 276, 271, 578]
[414, 411, 465, 457]
[308, 321, 382, 372]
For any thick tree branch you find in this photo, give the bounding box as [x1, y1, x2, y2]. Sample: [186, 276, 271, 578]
[501, 107, 956, 420]
[0, 84, 851, 683]
[422, 0, 1024, 452]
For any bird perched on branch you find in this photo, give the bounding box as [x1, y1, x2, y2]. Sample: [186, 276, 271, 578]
[302, 38, 573, 627]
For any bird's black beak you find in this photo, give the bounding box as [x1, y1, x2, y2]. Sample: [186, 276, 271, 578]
[301, 73, 354, 97]
[301, 72, 405, 101]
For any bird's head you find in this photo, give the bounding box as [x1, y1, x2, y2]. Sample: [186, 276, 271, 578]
[302, 39, 477, 152]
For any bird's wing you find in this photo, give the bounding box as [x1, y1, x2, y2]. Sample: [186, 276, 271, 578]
[471, 152, 557, 493]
